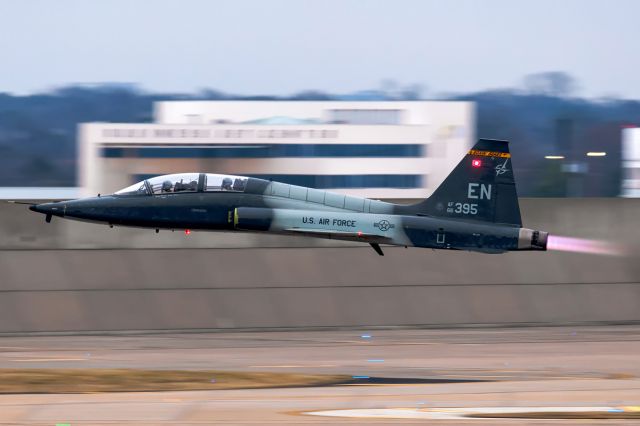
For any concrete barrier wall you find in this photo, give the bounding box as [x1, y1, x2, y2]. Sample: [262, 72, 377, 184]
[0, 199, 638, 333]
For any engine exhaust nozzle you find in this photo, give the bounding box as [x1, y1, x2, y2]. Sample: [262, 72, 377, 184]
[518, 228, 548, 251]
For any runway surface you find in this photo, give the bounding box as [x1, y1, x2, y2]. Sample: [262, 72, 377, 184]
[0, 325, 639, 424]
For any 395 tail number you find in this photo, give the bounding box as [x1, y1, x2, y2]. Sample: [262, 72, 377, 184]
[447, 202, 478, 215]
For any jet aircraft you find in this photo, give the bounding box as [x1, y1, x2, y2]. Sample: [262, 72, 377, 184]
[29, 139, 548, 255]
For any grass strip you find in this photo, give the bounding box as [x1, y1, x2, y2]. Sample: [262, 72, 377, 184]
[0, 368, 350, 394]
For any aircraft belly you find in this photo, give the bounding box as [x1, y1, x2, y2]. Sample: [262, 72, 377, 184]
[234, 207, 411, 246]
[234, 208, 520, 251]
[401, 216, 520, 252]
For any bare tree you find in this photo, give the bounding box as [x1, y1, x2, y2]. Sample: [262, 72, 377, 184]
[523, 72, 577, 97]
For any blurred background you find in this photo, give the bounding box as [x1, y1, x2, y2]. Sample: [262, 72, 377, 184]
[2, 0, 640, 199]
[0, 0, 639, 333]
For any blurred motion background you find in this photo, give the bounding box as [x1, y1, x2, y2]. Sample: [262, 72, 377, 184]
[0, 0, 639, 333]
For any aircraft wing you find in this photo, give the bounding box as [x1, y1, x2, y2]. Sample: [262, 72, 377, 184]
[284, 227, 392, 242]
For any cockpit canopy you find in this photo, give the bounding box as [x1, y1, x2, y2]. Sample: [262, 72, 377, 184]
[148, 173, 199, 194]
[114, 173, 249, 196]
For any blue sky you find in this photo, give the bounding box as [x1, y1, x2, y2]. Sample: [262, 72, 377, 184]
[1, 0, 638, 98]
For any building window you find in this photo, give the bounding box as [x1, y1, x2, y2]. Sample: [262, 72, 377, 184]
[327, 109, 403, 125]
[248, 174, 422, 189]
[101, 144, 424, 158]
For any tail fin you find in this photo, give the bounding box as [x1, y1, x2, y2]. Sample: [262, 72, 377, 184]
[408, 139, 522, 226]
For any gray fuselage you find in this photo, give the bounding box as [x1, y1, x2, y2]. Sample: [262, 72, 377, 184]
[30, 176, 547, 254]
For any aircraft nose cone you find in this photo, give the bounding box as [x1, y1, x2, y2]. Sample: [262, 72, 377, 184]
[29, 202, 66, 217]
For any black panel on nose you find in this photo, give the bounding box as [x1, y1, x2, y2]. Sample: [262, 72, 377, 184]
[29, 202, 66, 217]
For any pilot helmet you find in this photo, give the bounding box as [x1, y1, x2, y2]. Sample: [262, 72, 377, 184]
[222, 177, 233, 189]
[161, 180, 173, 192]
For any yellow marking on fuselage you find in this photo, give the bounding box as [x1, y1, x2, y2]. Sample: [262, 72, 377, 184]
[468, 149, 511, 158]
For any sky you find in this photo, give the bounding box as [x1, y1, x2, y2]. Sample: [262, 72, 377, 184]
[0, 0, 639, 98]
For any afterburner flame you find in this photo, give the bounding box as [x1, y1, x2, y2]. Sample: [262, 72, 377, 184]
[547, 235, 625, 257]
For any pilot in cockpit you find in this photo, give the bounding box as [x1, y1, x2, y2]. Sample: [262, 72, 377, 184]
[161, 180, 174, 193]
[221, 177, 233, 191]
[233, 178, 247, 191]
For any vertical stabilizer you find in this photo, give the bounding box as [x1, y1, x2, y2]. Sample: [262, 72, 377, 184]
[407, 139, 522, 226]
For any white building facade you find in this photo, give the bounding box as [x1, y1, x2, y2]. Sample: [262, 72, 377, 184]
[622, 127, 640, 197]
[79, 101, 474, 199]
